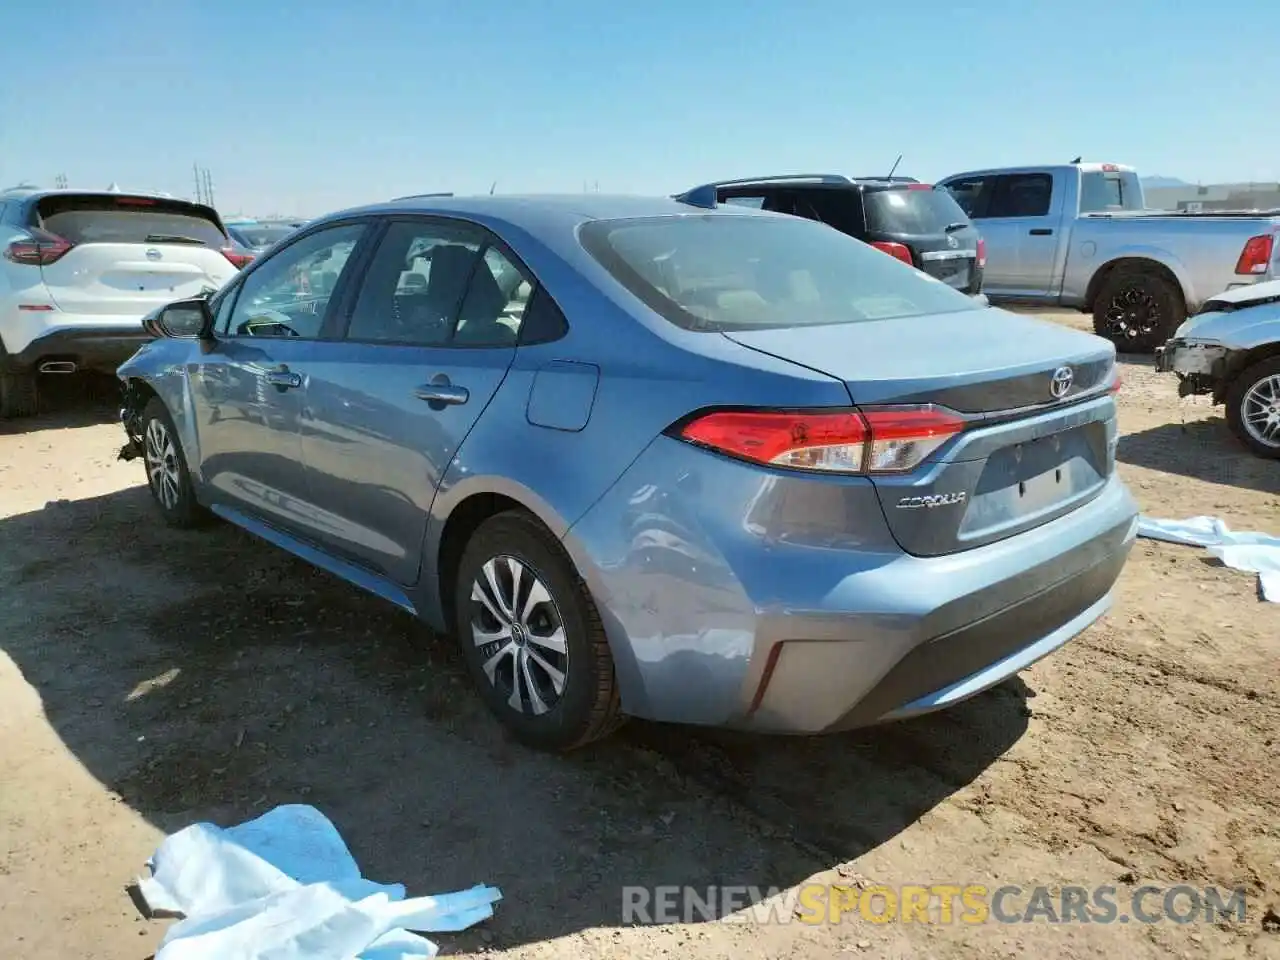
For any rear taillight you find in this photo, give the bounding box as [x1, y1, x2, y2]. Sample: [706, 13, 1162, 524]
[870, 241, 915, 266]
[676, 405, 965, 475]
[976, 237, 987, 269]
[4, 229, 73, 266]
[1234, 234, 1275, 275]
[907, 183, 933, 190]
[221, 247, 254, 269]
[1109, 370, 1123, 394]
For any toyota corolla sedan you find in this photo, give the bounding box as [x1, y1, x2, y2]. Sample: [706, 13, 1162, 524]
[117, 192, 1137, 751]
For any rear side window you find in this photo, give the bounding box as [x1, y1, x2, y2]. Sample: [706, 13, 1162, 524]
[986, 174, 1053, 218]
[1079, 171, 1144, 212]
[35, 195, 227, 247]
[943, 177, 992, 217]
[580, 214, 982, 333]
[864, 188, 971, 235]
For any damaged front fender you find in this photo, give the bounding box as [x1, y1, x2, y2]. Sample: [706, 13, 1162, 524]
[118, 379, 149, 462]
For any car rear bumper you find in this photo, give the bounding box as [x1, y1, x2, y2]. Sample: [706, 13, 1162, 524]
[566, 434, 1138, 733]
[2, 322, 151, 373]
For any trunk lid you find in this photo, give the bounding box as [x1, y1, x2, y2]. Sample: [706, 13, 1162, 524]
[862, 186, 983, 293]
[32, 194, 236, 317]
[724, 308, 1118, 556]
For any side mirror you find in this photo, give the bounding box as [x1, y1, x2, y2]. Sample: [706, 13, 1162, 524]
[148, 299, 213, 340]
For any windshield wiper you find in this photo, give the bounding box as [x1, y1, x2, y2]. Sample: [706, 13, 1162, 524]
[943, 222, 968, 233]
[144, 233, 206, 245]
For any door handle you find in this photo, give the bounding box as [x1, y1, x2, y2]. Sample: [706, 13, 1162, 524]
[415, 382, 469, 407]
[265, 367, 302, 390]
[1029, 228, 1054, 236]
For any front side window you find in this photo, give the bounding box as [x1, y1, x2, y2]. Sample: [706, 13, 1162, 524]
[225, 223, 366, 339]
[579, 214, 983, 333]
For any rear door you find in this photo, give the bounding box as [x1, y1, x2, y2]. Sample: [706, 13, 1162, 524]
[862, 186, 983, 294]
[32, 194, 237, 317]
[978, 173, 1062, 297]
[297, 217, 527, 584]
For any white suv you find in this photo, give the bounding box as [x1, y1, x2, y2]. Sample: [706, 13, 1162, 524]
[0, 188, 244, 417]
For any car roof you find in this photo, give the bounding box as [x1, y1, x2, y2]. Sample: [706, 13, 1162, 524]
[311, 193, 776, 235]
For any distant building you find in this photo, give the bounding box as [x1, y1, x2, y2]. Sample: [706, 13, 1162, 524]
[1144, 181, 1280, 212]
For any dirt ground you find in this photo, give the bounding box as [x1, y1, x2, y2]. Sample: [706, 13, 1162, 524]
[1, 312, 1277, 960]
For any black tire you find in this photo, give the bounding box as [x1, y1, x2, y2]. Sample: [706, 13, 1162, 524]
[139, 397, 210, 528]
[1225, 356, 1280, 460]
[1092, 266, 1186, 354]
[453, 510, 623, 751]
[0, 344, 38, 419]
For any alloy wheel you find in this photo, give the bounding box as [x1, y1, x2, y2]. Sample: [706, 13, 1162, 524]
[144, 418, 182, 510]
[1104, 286, 1161, 341]
[469, 555, 568, 715]
[1241, 373, 1280, 449]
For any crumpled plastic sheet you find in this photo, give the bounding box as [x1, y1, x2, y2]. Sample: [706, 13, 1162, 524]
[1137, 515, 1280, 602]
[134, 804, 502, 960]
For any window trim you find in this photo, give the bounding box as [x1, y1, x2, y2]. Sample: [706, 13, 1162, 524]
[331, 213, 567, 350]
[216, 217, 377, 342]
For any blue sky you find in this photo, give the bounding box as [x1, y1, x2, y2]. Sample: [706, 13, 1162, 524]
[3, 0, 1276, 217]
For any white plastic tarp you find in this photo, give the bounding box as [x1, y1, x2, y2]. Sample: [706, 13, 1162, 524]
[1137, 515, 1280, 602]
[135, 804, 501, 960]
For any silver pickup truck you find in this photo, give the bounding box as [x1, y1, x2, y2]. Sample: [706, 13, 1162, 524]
[937, 162, 1280, 352]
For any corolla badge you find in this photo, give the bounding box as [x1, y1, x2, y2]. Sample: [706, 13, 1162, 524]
[1050, 365, 1074, 399]
[896, 492, 967, 509]
[145, 248, 162, 261]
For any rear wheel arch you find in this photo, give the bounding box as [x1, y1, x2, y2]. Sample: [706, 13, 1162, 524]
[1085, 257, 1185, 314]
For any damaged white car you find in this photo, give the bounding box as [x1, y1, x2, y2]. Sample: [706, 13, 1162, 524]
[1155, 278, 1280, 458]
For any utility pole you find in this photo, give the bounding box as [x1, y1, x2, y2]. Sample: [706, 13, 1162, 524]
[203, 169, 215, 209]
[194, 162, 203, 203]
[54, 173, 68, 189]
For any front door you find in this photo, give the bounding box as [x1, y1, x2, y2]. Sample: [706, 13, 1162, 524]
[189, 222, 370, 537]
[297, 219, 531, 584]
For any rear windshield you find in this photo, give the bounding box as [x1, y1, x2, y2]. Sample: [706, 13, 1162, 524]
[1078, 170, 1144, 212]
[230, 224, 295, 247]
[863, 187, 972, 235]
[35, 195, 227, 247]
[579, 214, 984, 332]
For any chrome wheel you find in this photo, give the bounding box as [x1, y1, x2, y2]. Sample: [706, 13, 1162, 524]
[1242, 373, 1280, 448]
[469, 555, 568, 715]
[144, 417, 182, 510]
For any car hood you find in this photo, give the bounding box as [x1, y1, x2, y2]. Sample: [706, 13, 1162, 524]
[1175, 291, 1280, 348]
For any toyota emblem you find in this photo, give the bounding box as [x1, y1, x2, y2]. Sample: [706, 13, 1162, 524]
[1050, 366, 1074, 399]
[145, 248, 162, 261]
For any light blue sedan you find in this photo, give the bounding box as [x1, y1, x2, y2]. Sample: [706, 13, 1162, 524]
[117, 192, 1138, 751]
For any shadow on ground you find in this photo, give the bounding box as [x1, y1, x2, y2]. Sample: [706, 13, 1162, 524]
[1117, 417, 1280, 496]
[0, 482, 1029, 952]
[0, 373, 120, 435]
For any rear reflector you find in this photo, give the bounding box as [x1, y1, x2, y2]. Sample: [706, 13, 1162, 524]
[1234, 234, 1275, 275]
[870, 241, 914, 266]
[17, 304, 54, 311]
[4, 230, 73, 266]
[676, 405, 965, 475]
[221, 246, 254, 269]
[976, 237, 987, 269]
[114, 197, 158, 206]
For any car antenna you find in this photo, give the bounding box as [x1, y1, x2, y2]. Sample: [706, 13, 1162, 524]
[489, 181, 497, 195]
[886, 154, 903, 180]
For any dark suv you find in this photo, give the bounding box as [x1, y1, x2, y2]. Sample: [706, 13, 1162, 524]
[683, 174, 986, 296]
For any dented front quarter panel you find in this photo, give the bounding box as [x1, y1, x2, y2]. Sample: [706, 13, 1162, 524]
[116, 339, 206, 475]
